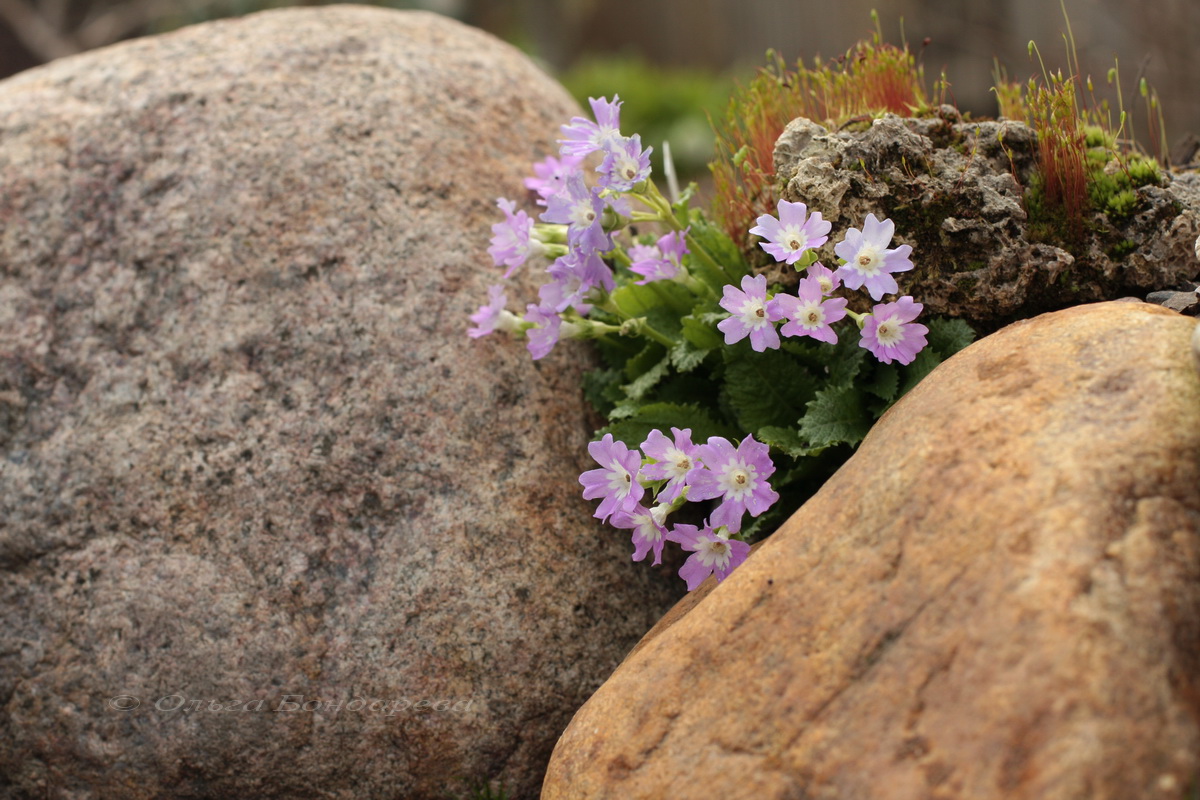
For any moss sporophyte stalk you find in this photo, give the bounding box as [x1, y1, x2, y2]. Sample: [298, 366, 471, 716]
[468, 94, 975, 591]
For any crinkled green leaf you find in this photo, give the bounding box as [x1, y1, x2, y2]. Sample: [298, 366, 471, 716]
[622, 355, 671, 401]
[669, 339, 710, 373]
[722, 350, 819, 432]
[623, 342, 667, 381]
[680, 314, 724, 350]
[684, 215, 750, 290]
[781, 333, 866, 386]
[650, 372, 723, 411]
[581, 367, 623, 416]
[592, 329, 643, 369]
[824, 335, 868, 386]
[798, 385, 872, 448]
[608, 401, 641, 420]
[861, 362, 899, 402]
[756, 425, 828, 458]
[600, 402, 737, 449]
[610, 281, 695, 337]
[926, 317, 976, 358]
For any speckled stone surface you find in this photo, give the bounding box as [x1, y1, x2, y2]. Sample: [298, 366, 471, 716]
[0, 7, 680, 798]
[544, 302, 1200, 800]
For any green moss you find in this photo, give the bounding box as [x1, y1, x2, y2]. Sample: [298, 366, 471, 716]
[1127, 156, 1162, 187]
[1023, 172, 1082, 253]
[1107, 239, 1137, 259]
[1084, 153, 1162, 223]
[1104, 189, 1138, 219]
[1083, 125, 1113, 149]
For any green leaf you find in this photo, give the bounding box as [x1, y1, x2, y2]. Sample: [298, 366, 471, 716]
[799, 385, 872, 448]
[669, 339, 710, 373]
[722, 349, 819, 431]
[861, 362, 899, 402]
[825, 336, 868, 386]
[684, 215, 750, 290]
[926, 317, 975, 358]
[592, 330, 643, 369]
[622, 355, 671, 401]
[600, 402, 736, 448]
[680, 314, 724, 350]
[610, 281, 694, 337]
[608, 401, 641, 420]
[623, 342, 667, 381]
[756, 425, 828, 458]
[649, 372, 723, 411]
[781, 334, 866, 387]
[581, 368, 623, 416]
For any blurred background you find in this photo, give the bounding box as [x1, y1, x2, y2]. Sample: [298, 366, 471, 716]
[2, 0, 1197, 181]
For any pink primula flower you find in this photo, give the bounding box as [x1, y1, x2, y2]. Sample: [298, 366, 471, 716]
[860, 296, 929, 365]
[666, 524, 752, 591]
[639, 427, 697, 504]
[468, 284, 520, 339]
[487, 198, 541, 278]
[685, 434, 779, 533]
[749, 200, 831, 265]
[629, 230, 688, 285]
[559, 95, 623, 158]
[767, 275, 848, 345]
[524, 153, 585, 206]
[717, 274, 781, 352]
[579, 434, 645, 522]
[611, 504, 669, 565]
[833, 213, 914, 300]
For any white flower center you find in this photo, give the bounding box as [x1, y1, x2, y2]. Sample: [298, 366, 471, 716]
[855, 246, 882, 275]
[718, 460, 757, 500]
[739, 298, 770, 328]
[782, 226, 808, 253]
[594, 125, 622, 151]
[698, 536, 733, 569]
[817, 275, 834, 294]
[632, 512, 664, 542]
[875, 317, 904, 346]
[665, 447, 691, 480]
[570, 199, 597, 229]
[614, 153, 640, 182]
[796, 301, 824, 329]
[607, 460, 634, 497]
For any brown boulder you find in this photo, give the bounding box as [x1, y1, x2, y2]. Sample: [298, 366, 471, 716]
[0, 8, 680, 799]
[543, 301, 1200, 799]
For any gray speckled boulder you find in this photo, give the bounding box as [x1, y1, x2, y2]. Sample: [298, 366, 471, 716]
[0, 7, 679, 799]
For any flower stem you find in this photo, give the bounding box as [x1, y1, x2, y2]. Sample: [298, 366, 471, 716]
[593, 292, 677, 348]
[844, 308, 868, 328]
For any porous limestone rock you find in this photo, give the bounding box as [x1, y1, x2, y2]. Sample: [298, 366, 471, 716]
[772, 112, 1200, 331]
[543, 301, 1200, 800]
[0, 7, 681, 799]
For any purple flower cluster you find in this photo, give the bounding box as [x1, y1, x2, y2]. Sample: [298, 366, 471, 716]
[579, 428, 778, 590]
[472, 95, 659, 361]
[629, 229, 688, 285]
[739, 202, 929, 364]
